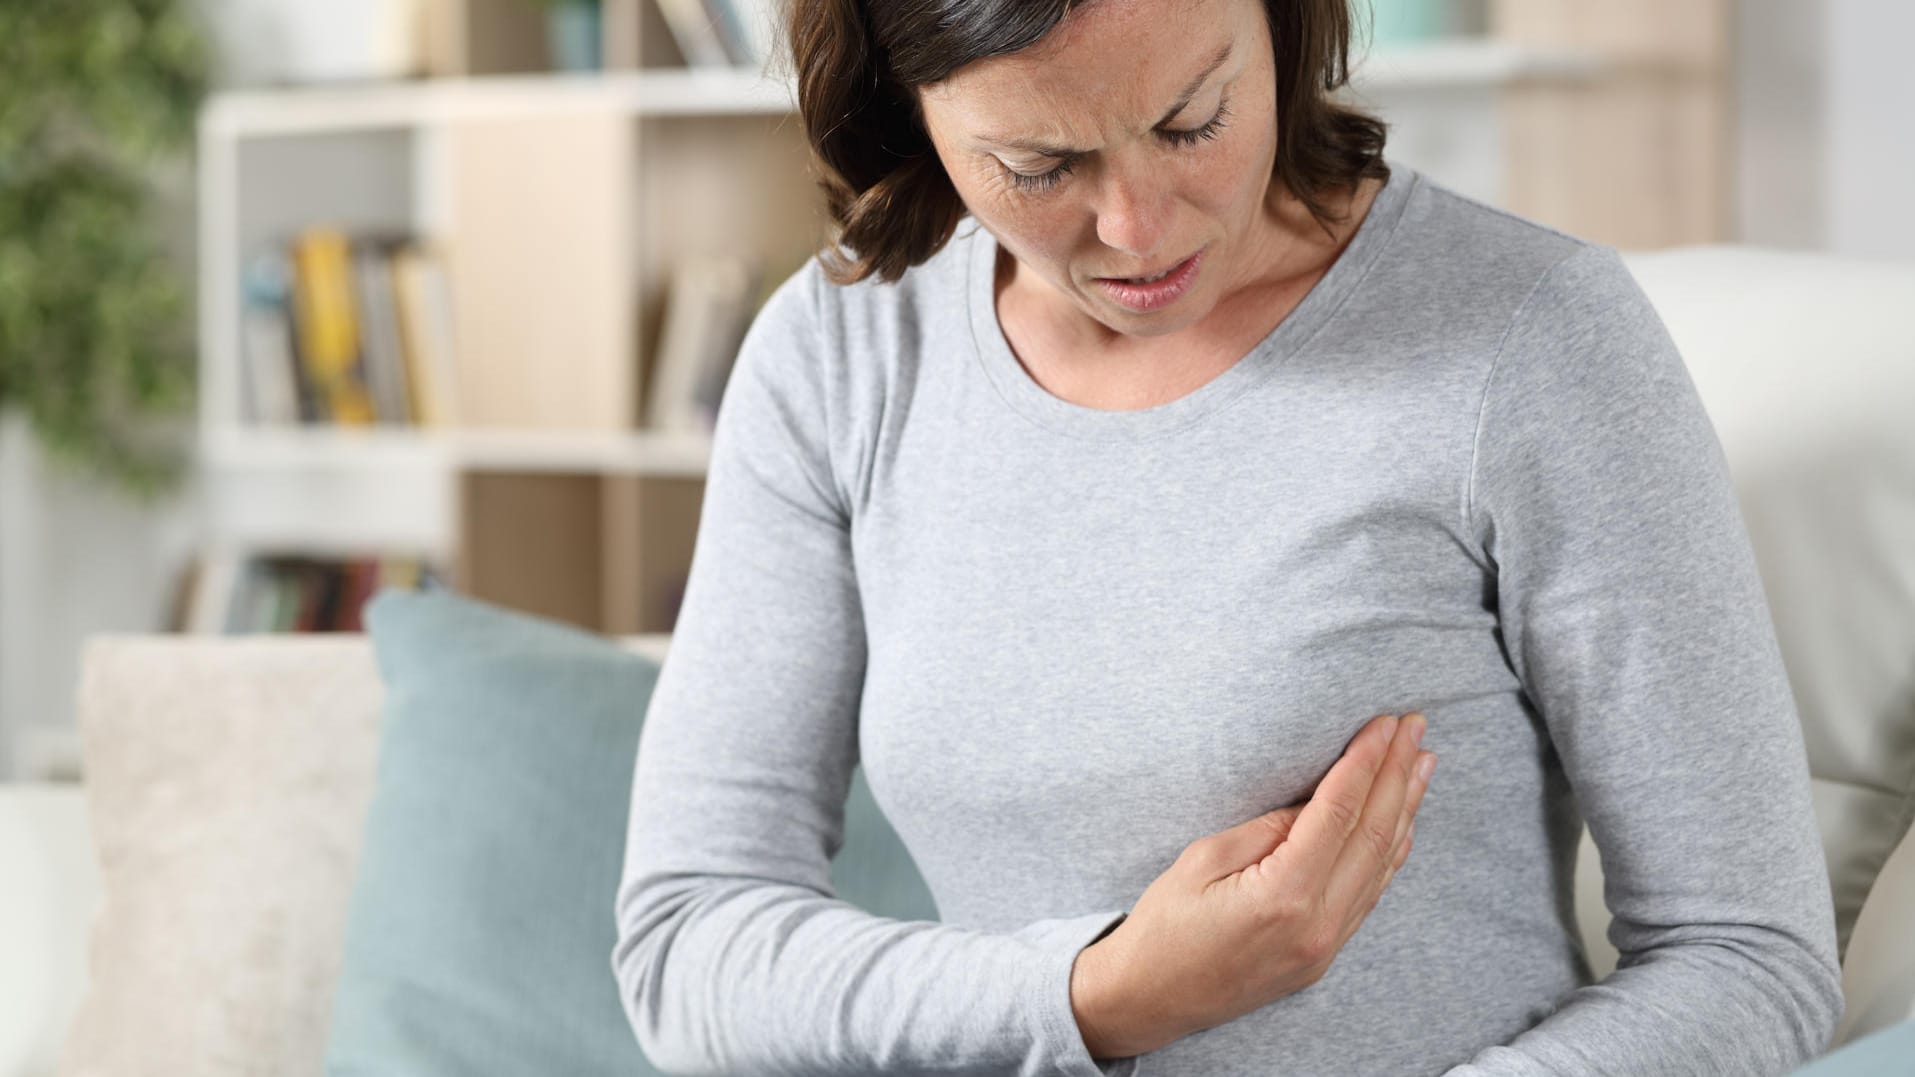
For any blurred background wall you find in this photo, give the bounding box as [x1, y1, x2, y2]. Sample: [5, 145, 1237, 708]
[2, 0, 1912, 780]
[1738, 0, 1915, 255]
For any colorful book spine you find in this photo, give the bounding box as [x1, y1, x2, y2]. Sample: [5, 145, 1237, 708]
[184, 553, 444, 633]
[290, 228, 377, 425]
[353, 237, 416, 425]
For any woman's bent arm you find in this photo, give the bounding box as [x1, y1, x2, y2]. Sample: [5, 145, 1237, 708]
[1449, 244, 1844, 1075]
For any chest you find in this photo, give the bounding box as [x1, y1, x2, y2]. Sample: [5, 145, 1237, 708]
[847, 418, 1500, 842]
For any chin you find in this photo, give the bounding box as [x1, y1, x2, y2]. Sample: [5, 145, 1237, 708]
[1105, 306, 1201, 339]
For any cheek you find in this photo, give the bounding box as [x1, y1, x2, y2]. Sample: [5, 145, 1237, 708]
[989, 212, 1078, 284]
[1197, 125, 1273, 211]
[957, 174, 1075, 257]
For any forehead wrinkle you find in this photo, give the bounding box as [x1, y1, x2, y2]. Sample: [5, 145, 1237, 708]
[977, 39, 1234, 159]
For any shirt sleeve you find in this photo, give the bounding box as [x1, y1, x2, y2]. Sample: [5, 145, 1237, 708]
[610, 261, 1134, 1077]
[1444, 243, 1845, 1075]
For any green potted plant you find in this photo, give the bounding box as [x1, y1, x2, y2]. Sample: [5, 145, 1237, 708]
[0, 1, 210, 497]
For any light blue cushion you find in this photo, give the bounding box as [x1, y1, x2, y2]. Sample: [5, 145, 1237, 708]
[1790, 1019, 1915, 1076]
[324, 587, 935, 1075]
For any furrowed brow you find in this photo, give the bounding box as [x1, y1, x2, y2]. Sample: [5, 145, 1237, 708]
[982, 41, 1234, 158]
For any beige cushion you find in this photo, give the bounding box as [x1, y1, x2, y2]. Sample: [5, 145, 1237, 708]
[60, 637, 385, 1077]
[58, 633, 668, 1077]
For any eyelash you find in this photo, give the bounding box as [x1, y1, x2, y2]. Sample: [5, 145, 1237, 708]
[1006, 98, 1234, 194]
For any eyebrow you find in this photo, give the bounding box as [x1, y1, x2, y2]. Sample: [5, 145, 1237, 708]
[981, 41, 1235, 158]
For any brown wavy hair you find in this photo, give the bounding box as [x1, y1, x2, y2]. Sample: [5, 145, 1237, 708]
[783, 0, 1391, 285]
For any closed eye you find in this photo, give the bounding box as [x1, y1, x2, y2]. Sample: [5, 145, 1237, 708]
[1004, 97, 1234, 194]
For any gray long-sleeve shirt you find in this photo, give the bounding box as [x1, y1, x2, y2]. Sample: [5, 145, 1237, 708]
[612, 161, 1843, 1075]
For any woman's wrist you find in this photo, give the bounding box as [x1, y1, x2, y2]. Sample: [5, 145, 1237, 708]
[1070, 935, 1166, 1060]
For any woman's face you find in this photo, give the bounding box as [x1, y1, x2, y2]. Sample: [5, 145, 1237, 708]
[916, 0, 1281, 341]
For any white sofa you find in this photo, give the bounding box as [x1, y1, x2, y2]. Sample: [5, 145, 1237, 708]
[3, 245, 1913, 1076]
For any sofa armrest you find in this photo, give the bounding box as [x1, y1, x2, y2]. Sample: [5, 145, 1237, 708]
[1838, 819, 1915, 1045]
[1573, 825, 1620, 980]
[0, 783, 99, 1077]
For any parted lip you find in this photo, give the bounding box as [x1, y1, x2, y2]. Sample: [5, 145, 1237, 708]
[1096, 249, 1200, 281]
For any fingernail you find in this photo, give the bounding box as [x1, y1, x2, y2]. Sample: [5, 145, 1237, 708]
[1410, 713, 1426, 748]
[1416, 754, 1436, 783]
[1382, 714, 1400, 740]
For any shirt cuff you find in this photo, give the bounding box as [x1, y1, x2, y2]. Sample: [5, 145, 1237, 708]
[1033, 910, 1140, 1077]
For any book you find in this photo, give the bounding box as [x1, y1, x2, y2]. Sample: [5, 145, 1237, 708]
[180, 552, 444, 634]
[239, 250, 303, 424]
[184, 552, 244, 635]
[338, 559, 381, 632]
[235, 560, 279, 635]
[242, 230, 465, 427]
[691, 256, 765, 429]
[726, 0, 784, 69]
[654, 0, 737, 67]
[352, 237, 416, 425]
[646, 253, 758, 433]
[268, 571, 302, 632]
[700, 0, 755, 66]
[391, 243, 462, 427]
[289, 228, 378, 424]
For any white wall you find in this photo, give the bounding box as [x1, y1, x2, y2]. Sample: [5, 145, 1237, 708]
[1735, 0, 1826, 249]
[1822, 0, 1915, 259]
[0, 417, 203, 780]
[1737, 0, 1915, 258]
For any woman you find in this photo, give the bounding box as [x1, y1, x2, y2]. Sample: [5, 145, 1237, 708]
[612, 0, 1844, 1072]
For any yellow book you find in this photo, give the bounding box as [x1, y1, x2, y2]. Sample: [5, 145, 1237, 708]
[290, 228, 376, 424]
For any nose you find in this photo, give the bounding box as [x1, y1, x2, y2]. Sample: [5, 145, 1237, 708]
[1094, 153, 1173, 260]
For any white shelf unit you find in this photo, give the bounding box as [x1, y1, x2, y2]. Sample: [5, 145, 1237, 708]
[196, 68, 793, 474]
[195, 60, 825, 632]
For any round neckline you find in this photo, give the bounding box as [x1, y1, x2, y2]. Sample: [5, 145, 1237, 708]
[965, 162, 1420, 441]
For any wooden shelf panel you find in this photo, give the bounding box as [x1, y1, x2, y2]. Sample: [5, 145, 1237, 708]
[199, 425, 714, 477]
[458, 471, 702, 635]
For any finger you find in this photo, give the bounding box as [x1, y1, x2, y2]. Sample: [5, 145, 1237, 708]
[1192, 804, 1306, 884]
[1368, 752, 1433, 912]
[1322, 712, 1425, 916]
[1260, 713, 1399, 890]
[1386, 750, 1436, 854]
[1331, 814, 1419, 957]
[1328, 752, 1432, 957]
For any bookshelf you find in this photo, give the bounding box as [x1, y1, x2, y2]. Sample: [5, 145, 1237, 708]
[191, 0, 1725, 637]
[193, 0, 829, 637]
